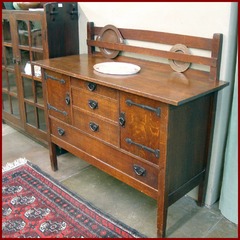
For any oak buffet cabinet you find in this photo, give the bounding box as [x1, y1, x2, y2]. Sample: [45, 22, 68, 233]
[35, 22, 228, 237]
[2, 2, 79, 145]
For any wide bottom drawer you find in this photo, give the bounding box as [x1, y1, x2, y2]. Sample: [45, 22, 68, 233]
[50, 117, 159, 190]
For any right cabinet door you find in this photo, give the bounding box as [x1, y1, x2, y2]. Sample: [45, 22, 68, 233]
[120, 92, 163, 165]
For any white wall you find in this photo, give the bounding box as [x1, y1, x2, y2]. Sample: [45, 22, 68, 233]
[77, 2, 237, 205]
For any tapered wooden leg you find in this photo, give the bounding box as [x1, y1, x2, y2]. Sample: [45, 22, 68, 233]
[157, 167, 168, 238]
[49, 142, 58, 171]
[197, 180, 205, 207]
[157, 205, 168, 238]
[198, 93, 218, 207]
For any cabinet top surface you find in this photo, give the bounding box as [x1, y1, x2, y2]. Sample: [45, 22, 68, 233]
[35, 54, 228, 106]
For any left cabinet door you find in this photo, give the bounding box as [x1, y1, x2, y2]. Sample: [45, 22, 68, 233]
[2, 10, 48, 143]
[2, 12, 22, 128]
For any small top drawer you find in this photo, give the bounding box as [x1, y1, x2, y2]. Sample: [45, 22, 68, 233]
[44, 70, 71, 123]
[71, 77, 118, 100]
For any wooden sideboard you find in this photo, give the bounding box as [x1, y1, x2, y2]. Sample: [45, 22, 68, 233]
[35, 23, 228, 237]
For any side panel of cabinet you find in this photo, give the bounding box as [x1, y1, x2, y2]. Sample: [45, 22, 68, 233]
[167, 94, 212, 204]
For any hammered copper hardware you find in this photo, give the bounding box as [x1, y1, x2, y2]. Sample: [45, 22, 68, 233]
[126, 99, 161, 117]
[47, 103, 67, 116]
[44, 72, 65, 84]
[87, 82, 97, 91]
[119, 112, 125, 127]
[57, 127, 65, 136]
[133, 164, 146, 176]
[125, 138, 160, 158]
[88, 99, 98, 109]
[65, 93, 70, 105]
[89, 122, 99, 132]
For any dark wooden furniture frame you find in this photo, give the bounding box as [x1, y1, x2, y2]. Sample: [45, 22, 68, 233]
[36, 22, 228, 237]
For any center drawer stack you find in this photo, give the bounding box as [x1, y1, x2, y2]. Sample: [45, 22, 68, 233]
[71, 77, 119, 147]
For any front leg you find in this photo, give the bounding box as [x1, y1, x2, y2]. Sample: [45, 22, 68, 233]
[49, 142, 58, 171]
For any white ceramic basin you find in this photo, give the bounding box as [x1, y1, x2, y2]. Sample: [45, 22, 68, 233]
[93, 62, 141, 75]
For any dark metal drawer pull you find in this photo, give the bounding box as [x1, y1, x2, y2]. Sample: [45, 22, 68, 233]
[44, 72, 65, 84]
[87, 82, 97, 91]
[88, 100, 98, 109]
[65, 93, 70, 105]
[119, 112, 125, 127]
[125, 99, 161, 117]
[47, 103, 67, 116]
[89, 122, 99, 132]
[125, 138, 160, 158]
[133, 164, 146, 176]
[57, 127, 65, 136]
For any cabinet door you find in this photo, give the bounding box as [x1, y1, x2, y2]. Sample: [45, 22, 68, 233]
[45, 70, 71, 124]
[12, 12, 47, 137]
[120, 92, 162, 165]
[2, 14, 22, 126]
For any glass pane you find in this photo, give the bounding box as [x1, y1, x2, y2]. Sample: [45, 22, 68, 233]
[2, 93, 10, 113]
[25, 103, 35, 126]
[2, 19, 11, 43]
[11, 96, 20, 117]
[33, 64, 41, 78]
[8, 72, 18, 93]
[31, 21, 42, 48]
[18, 20, 29, 46]
[32, 52, 43, 77]
[23, 77, 33, 101]
[35, 81, 43, 105]
[37, 108, 46, 131]
[5, 47, 14, 68]
[2, 71, 8, 89]
[20, 50, 31, 74]
[32, 51, 43, 61]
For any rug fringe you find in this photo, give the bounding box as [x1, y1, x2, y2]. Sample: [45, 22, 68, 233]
[2, 158, 28, 172]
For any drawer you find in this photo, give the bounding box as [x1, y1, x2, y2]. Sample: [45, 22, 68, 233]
[50, 118, 158, 189]
[71, 77, 118, 100]
[44, 69, 71, 123]
[72, 107, 119, 147]
[71, 87, 118, 122]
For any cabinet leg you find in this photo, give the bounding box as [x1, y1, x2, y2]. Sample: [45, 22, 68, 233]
[49, 142, 58, 171]
[157, 202, 168, 238]
[197, 180, 206, 207]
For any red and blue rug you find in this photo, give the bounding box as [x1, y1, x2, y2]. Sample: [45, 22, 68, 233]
[2, 158, 146, 238]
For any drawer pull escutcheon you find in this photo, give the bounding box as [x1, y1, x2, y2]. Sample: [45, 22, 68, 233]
[87, 82, 97, 91]
[119, 112, 125, 127]
[47, 103, 67, 116]
[89, 122, 99, 132]
[57, 127, 65, 136]
[125, 138, 160, 158]
[88, 100, 98, 109]
[44, 72, 65, 84]
[126, 99, 161, 117]
[133, 164, 146, 176]
[65, 93, 70, 105]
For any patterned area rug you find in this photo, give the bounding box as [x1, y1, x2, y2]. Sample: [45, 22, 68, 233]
[2, 158, 146, 238]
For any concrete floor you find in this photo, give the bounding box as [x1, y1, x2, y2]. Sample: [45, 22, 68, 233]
[2, 123, 238, 238]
